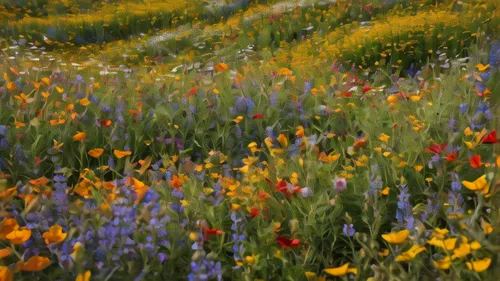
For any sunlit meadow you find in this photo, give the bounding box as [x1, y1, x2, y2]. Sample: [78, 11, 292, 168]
[1, 0, 500, 280]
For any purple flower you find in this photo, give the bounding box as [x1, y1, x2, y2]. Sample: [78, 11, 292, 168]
[343, 224, 355, 237]
[333, 177, 347, 192]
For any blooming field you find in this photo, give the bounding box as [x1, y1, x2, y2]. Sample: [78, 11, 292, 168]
[1, 0, 500, 280]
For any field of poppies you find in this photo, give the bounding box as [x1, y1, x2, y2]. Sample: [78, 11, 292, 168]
[1, 0, 500, 280]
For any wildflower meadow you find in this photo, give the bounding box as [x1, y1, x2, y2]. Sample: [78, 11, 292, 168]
[1, 0, 500, 280]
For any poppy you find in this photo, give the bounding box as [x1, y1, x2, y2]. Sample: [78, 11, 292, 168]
[203, 228, 223, 241]
[17, 256, 51, 271]
[0, 248, 12, 259]
[394, 245, 426, 262]
[99, 119, 112, 127]
[426, 143, 447, 154]
[250, 207, 259, 219]
[462, 175, 489, 194]
[432, 256, 452, 270]
[72, 132, 87, 141]
[446, 152, 458, 162]
[252, 113, 264, 119]
[275, 180, 291, 200]
[466, 258, 491, 272]
[324, 263, 358, 276]
[381, 229, 409, 244]
[113, 150, 132, 159]
[215, 63, 229, 72]
[42, 225, 67, 245]
[482, 130, 497, 144]
[88, 148, 104, 158]
[0, 266, 14, 281]
[469, 155, 482, 168]
[276, 235, 300, 248]
[0, 218, 18, 239]
[6, 227, 31, 244]
[76, 270, 91, 281]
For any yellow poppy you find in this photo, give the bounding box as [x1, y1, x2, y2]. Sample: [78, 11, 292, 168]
[88, 148, 104, 158]
[476, 64, 490, 72]
[382, 229, 409, 244]
[324, 263, 358, 276]
[462, 175, 489, 194]
[452, 243, 471, 259]
[394, 245, 426, 262]
[79, 98, 91, 107]
[433, 256, 452, 270]
[380, 187, 390, 196]
[6, 227, 31, 244]
[76, 270, 91, 281]
[379, 133, 390, 143]
[426, 237, 457, 251]
[113, 150, 132, 159]
[42, 225, 67, 245]
[72, 132, 87, 141]
[277, 134, 288, 147]
[18, 256, 51, 271]
[466, 258, 491, 273]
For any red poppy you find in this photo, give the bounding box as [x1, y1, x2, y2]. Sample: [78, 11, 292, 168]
[353, 138, 367, 148]
[445, 152, 458, 162]
[291, 186, 302, 194]
[362, 86, 372, 93]
[252, 113, 264, 119]
[275, 180, 291, 200]
[482, 130, 497, 144]
[204, 228, 223, 241]
[276, 235, 300, 248]
[250, 207, 259, 219]
[426, 143, 447, 154]
[469, 154, 482, 168]
[99, 119, 112, 127]
[259, 191, 271, 204]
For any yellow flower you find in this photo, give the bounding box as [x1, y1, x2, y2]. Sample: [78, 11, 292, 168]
[18, 256, 51, 271]
[42, 225, 67, 245]
[72, 132, 87, 141]
[394, 245, 426, 262]
[466, 258, 491, 273]
[0, 266, 14, 281]
[452, 242, 471, 259]
[431, 228, 449, 239]
[433, 256, 452, 270]
[79, 98, 91, 107]
[409, 95, 421, 102]
[378, 249, 390, 257]
[278, 68, 293, 76]
[245, 255, 256, 264]
[324, 263, 358, 276]
[6, 227, 31, 244]
[462, 175, 489, 194]
[476, 64, 490, 72]
[382, 229, 409, 244]
[277, 134, 288, 147]
[482, 219, 493, 234]
[387, 94, 398, 104]
[426, 237, 457, 251]
[76, 270, 91, 281]
[233, 116, 244, 123]
[113, 150, 132, 159]
[88, 148, 104, 158]
[380, 187, 390, 196]
[379, 133, 390, 143]
[414, 165, 424, 172]
[464, 127, 473, 136]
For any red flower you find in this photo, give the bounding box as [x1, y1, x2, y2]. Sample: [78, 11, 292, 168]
[362, 86, 372, 93]
[204, 228, 223, 241]
[275, 180, 291, 200]
[250, 207, 259, 219]
[426, 143, 447, 154]
[252, 113, 264, 119]
[469, 154, 482, 168]
[482, 130, 497, 144]
[276, 235, 300, 248]
[445, 152, 458, 162]
[99, 119, 112, 127]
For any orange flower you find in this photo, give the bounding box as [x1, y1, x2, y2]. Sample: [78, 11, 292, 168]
[0, 188, 17, 199]
[113, 150, 132, 159]
[170, 175, 183, 188]
[88, 148, 104, 158]
[0, 266, 14, 281]
[215, 63, 229, 72]
[0, 218, 18, 239]
[76, 270, 91, 281]
[0, 248, 12, 259]
[17, 256, 51, 271]
[73, 132, 87, 141]
[42, 225, 67, 245]
[6, 227, 31, 244]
